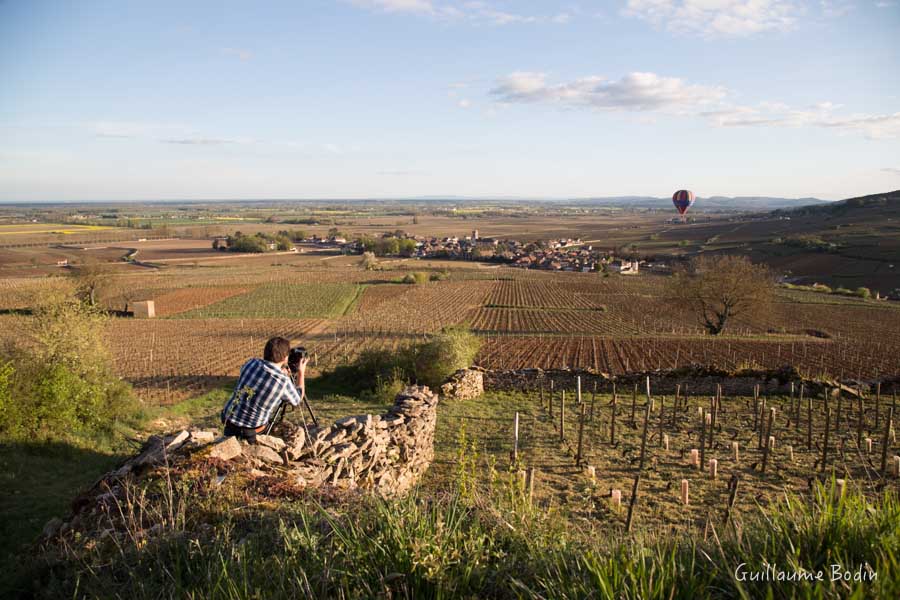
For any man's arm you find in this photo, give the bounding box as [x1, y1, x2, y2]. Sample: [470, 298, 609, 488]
[282, 356, 308, 407]
[282, 378, 303, 407]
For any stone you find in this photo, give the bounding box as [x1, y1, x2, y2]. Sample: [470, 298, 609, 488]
[245, 444, 285, 465]
[286, 428, 308, 460]
[256, 435, 286, 452]
[165, 430, 190, 452]
[440, 369, 484, 400]
[209, 436, 243, 461]
[189, 430, 216, 446]
[42, 517, 63, 539]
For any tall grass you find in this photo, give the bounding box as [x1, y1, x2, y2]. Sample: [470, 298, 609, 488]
[15, 460, 899, 599]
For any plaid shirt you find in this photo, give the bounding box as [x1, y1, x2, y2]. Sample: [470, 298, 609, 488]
[221, 358, 303, 428]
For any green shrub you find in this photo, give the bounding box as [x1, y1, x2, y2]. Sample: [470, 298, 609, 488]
[855, 287, 871, 299]
[359, 369, 408, 404]
[402, 272, 429, 285]
[411, 327, 480, 388]
[352, 348, 414, 385]
[430, 270, 450, 282]
[347, 328, 479, 392]
[0, 290, 136, 441]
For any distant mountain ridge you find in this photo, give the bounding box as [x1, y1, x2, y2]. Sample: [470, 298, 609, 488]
[771, 190, 900, 217]
[0, 195, 833, 210]
[563, 196, 830, 211]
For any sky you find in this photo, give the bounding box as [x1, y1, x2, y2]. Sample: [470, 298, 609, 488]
[1, 0, 899, 202]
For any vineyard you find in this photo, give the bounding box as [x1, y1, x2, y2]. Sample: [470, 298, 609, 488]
[172, 282, 364, 319]
[474, 336, 897, 379]
[429, 376, 900, 530]
[0, 263, 898, 404]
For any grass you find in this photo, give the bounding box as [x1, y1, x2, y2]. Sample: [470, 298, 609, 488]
[173, 282, 364, 319]
[5, 370, 899, 598]
[0, 439, 130, 576]
[0, 370, 389, 584]
[11, 447, 899, 598]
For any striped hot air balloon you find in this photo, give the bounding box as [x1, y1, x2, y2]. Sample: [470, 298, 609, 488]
[672, 190, 695, 217]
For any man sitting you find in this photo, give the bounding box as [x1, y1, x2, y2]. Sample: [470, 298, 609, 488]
[221, 336, 307, 444]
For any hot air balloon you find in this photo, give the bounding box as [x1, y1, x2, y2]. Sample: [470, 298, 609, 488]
[672, 190, 695, 222]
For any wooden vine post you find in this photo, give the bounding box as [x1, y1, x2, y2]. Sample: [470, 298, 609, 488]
[560, 390, 566, 442]
[822, 408, 831, 472]
[857, 392, 865, 448]
[881, 407, 894, 477]
[699, 409, 707, 470]
[631, 382, 637, 425]
[761, 408, 775, 473]
[807, 393, 813, 450]
[512, 412, 519, 463]
[625, 402, 652, 532]
[836, 388, 843, 434]
[875, 382, 881, 431]
[549, 380, 554, 419]
[576, 400, 586, 466]
[610, 388, 617, 445]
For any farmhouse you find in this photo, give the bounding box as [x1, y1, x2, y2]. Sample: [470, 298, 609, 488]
[608, 259, 640, 274]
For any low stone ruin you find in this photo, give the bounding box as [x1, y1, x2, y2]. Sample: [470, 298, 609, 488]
[103, 385, 438, 497]
[440, 368, 484, 400]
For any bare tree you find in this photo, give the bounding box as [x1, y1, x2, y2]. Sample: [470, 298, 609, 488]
[71, 259, 111, 308]
[670, 255, 773, 335]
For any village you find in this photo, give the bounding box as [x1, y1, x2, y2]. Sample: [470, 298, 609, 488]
[349, 229, 645, 274]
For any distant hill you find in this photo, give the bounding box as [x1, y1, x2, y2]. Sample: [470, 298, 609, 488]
[772, 190, 900, 217]
[568, 196, 830, 211]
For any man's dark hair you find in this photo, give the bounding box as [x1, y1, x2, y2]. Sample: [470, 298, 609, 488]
[264, 337, 291, 363]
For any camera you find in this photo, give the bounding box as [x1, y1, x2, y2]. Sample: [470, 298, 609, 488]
[287, 346, 309, 374]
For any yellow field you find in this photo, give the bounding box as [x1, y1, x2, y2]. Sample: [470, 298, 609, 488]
[0, 223, 114, 236]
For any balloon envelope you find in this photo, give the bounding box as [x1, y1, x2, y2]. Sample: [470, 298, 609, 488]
[672, 190, 695, 215]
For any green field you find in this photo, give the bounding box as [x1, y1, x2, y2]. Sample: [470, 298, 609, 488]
[173, 282, 364, 319]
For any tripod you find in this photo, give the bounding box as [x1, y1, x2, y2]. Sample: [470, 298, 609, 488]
[263, 390, 318, 436]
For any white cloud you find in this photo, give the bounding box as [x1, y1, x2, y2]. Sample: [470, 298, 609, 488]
[490, 72, 900, 139]
[881, 167, 900, 174]
[706, 102, 900, 138]
[622, 0, 804, 36]
[160, 137, 239, 145]
[349, 0, 436, 14]
[221, 47, 253, 62]
[491, 71, 727, 113]
[875, 0, 896, 7]
[458, 98, 472, 108]
[819, 1, 855, 18]
[346, 0, 569, 25]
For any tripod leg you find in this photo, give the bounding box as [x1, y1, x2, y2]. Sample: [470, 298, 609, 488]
[303, 396, 318, 427]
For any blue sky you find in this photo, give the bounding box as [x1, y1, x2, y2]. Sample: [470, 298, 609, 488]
[1, 0, 898, 201]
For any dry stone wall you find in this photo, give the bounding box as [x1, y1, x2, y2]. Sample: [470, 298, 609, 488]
[91, 385, 439, 502]
[440, 368, 484, 400]
[482, 366, 873, 397]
